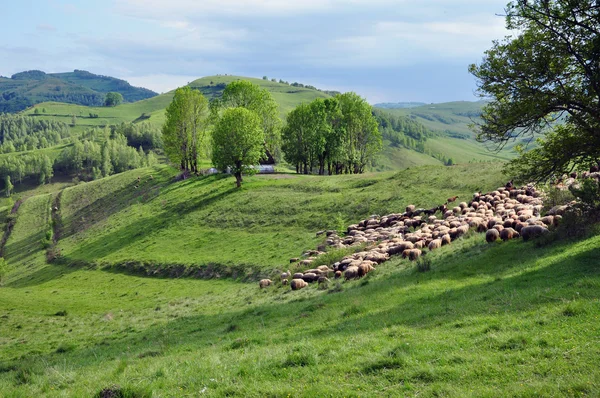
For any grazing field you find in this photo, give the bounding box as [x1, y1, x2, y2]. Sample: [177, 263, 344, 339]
[0, 184, 598, 395]
[50, 163, 505, 274]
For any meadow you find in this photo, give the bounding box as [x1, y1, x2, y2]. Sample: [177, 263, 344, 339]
[0, 162, 598, 396]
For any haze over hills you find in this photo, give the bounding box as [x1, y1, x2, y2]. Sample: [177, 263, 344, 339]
[0, 69, 158, 113]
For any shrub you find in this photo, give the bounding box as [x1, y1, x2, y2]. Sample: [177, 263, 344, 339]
[416, 256, 432, 272]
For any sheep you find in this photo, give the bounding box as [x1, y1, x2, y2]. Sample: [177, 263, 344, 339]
[291, 279, 308, 290]
[334, 270, 342, 279]
[428, 239, 442, 251]
[302, 273, 319, 283]
[459, 202, 469, 209]
[344, 266, 360, 280]
[357, 262, 375, 277]
[500, 227, 520, 241]
[402, 248, 422, 261]
[521, 225, 549, 241]
[441, 234, 452, 245]
[386, 241, 414, 255]
[282, 279, 289, 286]
[485, 229, 500, 243]
[406, 205, 416, 214]
[293, 273, 304, 279]
[281, 270, 291, 280]
[414, 240, 426, 249]
[259, 279, 272, 289]
[289, 258, 299, 263]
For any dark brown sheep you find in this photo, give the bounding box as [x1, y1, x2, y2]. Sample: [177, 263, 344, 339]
[302, 273, 318, 283]
[485, 229, 500, 243]
[500, 227, 520, 241]
[334, 270, 342, 279]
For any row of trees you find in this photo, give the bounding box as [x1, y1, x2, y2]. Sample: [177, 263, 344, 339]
[54, 135, 156, 180]
[162, 81, 280, 186]
[162, 81, 383, 185]
[0, 114, 70, 153]
[282, 93, 381, 175]
[0, 152, 54, 193]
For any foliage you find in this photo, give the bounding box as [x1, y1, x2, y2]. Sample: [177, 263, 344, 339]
[54, 133, 154, 180]
[569, 178, 600, 210]
[104, 92, 123, 107]
[0, 153, 53, 188]
[470, 0, 600, 181]
[0, 114, 69, 153]
[337, 92, 382, 174]
[162, 87, 210, 173]
[282, 94, 381, 175]
[211, 80, 281, 162]
[211, 108, 264, 187]
[0, 257, 6, 284]
[112, 122, 162, 151]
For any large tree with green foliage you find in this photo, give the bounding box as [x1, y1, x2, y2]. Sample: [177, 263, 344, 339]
[337, 92, 381, 174]
[211, 108, 264, 188]
[469, 0, 600, 182]
[162, 87, 210, 173]
[104, 92, 123, 107]
[212, 80, 281, 162]
[282, 98, 343, 175]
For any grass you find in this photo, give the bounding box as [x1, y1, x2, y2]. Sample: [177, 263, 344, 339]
[0, 155, 598, 396]
[0, 218, 598, 396]
[51, 162, 506, 274]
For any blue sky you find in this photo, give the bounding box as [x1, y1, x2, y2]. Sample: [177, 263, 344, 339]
[0, 0, 510, 103]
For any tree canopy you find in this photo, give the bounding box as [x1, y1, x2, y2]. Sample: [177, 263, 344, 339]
[469, 0, 600, 181]
[104, 92, 123, 107]
[211, 107, 264, 188]
[212, 80, 281, 162]
[282, 94, 381, 175]
[162, 86, 210, 173]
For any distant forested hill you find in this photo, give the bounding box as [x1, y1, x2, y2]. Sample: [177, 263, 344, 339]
[0, 70, 157, 113]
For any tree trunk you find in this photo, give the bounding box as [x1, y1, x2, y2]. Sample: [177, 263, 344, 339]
[235, 172, 242, 188]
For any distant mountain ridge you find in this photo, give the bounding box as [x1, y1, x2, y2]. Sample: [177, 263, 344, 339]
[374, 102, 427, 109]
[0, 69, 157, 113]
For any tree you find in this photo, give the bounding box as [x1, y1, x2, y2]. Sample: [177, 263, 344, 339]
[212, 80, 281, 162]
[104, 92, 123, 107]
[162, 87, 210, 173]
[469, 0, 600, 182]
[336, 92, 381, 174]
[281, 97, 343, 175]
[211, 107, 264, 188]
[4, 175, 13, 197]
[0, 257, 6, 286]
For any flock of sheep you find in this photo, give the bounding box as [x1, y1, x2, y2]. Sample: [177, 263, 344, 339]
[259, 181, 575, 291]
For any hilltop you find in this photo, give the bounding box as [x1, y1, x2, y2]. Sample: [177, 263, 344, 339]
[0, 70, 157, 113]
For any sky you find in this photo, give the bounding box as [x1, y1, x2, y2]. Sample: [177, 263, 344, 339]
[0, 0, 510, 103]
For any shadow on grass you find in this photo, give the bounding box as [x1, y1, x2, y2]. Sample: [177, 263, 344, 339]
[4, 232, 599, 377]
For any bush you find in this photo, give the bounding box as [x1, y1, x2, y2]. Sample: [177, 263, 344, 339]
[416, 256, 432, 272]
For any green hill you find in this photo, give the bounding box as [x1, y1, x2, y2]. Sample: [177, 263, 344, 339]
[0, 70, 157, 113]
[0, 162, 598, 396]
[21, 76, 514, 168]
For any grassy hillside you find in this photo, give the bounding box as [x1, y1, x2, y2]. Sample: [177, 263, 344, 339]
[53, 163, 505, 274]
[0, 70, 157, 113]
[0, 162, 598, 396]
[22, 75, 332, 132]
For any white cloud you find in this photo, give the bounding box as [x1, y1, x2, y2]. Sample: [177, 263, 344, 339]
[116, 0, 397, 19]
[300, 15, 508, 68]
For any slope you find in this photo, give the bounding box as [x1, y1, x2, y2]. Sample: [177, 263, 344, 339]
[0, 162, 598, 396]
